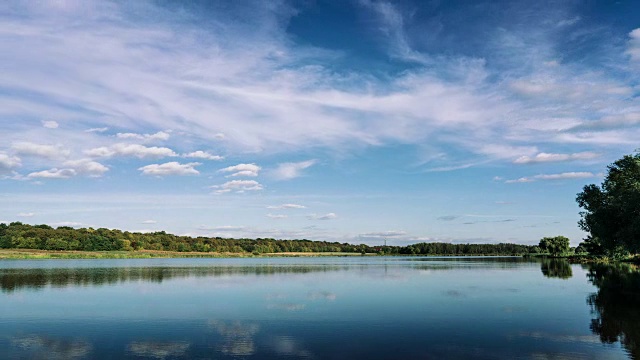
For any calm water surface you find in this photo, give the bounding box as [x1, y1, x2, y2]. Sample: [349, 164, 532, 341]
[0, 256, 638, 359]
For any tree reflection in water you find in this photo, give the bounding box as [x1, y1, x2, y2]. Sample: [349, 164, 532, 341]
[587, 263, 640, 359]
[540, 258, 573, 279]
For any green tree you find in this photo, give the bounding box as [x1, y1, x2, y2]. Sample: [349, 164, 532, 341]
[539, 236, 570, 256]
[576, 152, 640, 256]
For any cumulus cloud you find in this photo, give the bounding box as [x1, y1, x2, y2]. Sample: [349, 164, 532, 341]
[267, 204, 306, 209]
[183, 151, 223, 160]
[505, 172, 596, 183]
[42, 120, 59, 129]
[85, 143, 177, 158]
[307, 213, 337, 220]
[267, 214, 288, 219]
[513, 152, 599, 164]
[627, 28, 640, 62]
[212, 180, 264, 194]
[271, 160, 316, 180]
[63, 159, 109, 177]
[27, 168, 76, 179]
[138, 162, 200, 176]
[0, 152, 21, 173]
[219, 163, 261, 177]
[116, 131, 170, 141]
[17, 212, 34, 217]
[12, 142, 70, 159]
[141, 220, 157, 224]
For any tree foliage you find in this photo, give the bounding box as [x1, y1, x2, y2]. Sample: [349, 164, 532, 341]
[538, 236, 570, 256]
[576, 152, 640, 256]
[0, 222, 537, 255]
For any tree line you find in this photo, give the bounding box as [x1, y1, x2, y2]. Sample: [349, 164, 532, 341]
[0, 222, 538, 255]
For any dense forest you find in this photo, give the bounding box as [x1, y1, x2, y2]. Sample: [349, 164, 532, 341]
[0, 222, 538, 256]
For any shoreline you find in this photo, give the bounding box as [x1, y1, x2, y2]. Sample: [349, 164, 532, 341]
[0, 249, 529, 260]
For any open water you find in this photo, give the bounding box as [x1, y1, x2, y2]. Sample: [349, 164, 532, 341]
[0, 256, 638, 359]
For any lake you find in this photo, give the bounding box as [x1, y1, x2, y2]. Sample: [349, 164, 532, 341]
[0, 256, 638, 359]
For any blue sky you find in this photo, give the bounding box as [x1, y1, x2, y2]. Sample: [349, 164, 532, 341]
[1, 0, 639, 246]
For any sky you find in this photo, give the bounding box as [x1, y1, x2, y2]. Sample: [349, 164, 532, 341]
[1, 0, 639, 246]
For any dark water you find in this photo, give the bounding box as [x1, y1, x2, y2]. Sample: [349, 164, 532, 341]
[0, 257, 638, 359]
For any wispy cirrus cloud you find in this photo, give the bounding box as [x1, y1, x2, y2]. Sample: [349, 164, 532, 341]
[307, 213, 337, 220]
[267, 203, 306, 209]
[271, 160, 316, 180]
[505, 171, 596, 183]
[513, 152, 599, 164]
[266, 214, 288, 219]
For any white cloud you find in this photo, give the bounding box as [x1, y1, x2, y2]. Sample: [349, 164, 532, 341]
[116, 131, 171, 141]
[0, 153, 21, 173]
[183, 151, 223, 161]
[211, 180, 264, 194]
[42, 120, 59, 129]
[513, 152, 599, 164]
[12, 142, 70, 159]
[359, 231, 407, 238]
[267, 214, 288, 219]
[138, 162, 200, 176]
[533, 172, 596, 180]
[85, 127, 109, 133]
[51, 221, 83, 227]
[86, 143, 178, 158]
[27, 168, 77, 179]
[17, 212, 35, 217]
[219, 163, 261, 177]
[63, 159, 109, 177]
[505, 177, 535, 184]
[556, 16, 581, 27]
[307, 213, 337, 220]
[198, 225, 248, 232]
[141, 220, 157, 224]
[570, 112, 640, 131]
[627, 28, 640, 62]
[272, 160, 316, 180]
[505, 172, 596, 183]
[267, 204, 306, 209]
